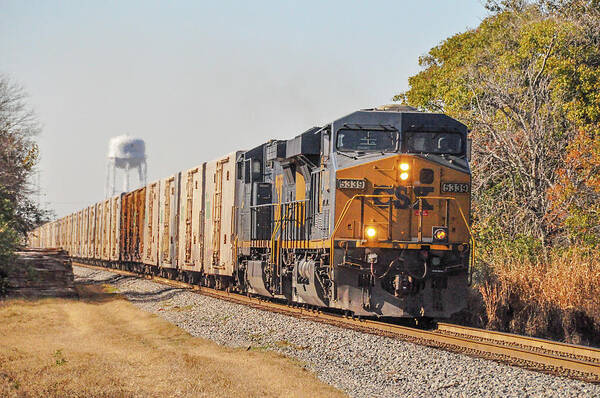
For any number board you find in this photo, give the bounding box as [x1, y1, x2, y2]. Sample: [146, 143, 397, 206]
[336, 178, 366, 190]
[441, 182, 470, 193]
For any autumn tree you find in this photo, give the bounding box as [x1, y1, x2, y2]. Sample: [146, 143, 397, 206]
[396, 0, 600, 251]
[0, 75, 47, 262]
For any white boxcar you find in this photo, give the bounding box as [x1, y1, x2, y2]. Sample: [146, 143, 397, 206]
[99, 199, 111, 261]
[83, 207, 90, 258]
[92, 202, 101, 259]
[89, 204, 97, 259]
[143, 180, 161, 266]
[178, 164, 205, 273]
[159, 173, 180, 269]
[74, 210, 82, 257]
[67, 214, 73, 254]
[109, 195, 121, 262]
[203, 151, 241, 277]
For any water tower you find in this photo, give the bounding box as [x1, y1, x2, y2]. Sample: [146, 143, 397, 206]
[105, 135, 147, 198]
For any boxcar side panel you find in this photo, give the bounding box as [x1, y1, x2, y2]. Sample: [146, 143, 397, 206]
[143, 181, 161, 266]
[159, 173, 180, 268]
[178, 165, 205, 272]
[133, 187, 146, 262]
[100, 200, 110, 261]
[110, 195, 121, 262]
[89, 205, 96, 259]
[203, 151, 240, 276]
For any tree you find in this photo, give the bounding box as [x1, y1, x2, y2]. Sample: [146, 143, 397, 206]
[0, 75, 48, 261]
[395, 0, 600, 250]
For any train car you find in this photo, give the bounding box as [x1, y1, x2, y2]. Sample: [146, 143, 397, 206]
[203, 151, 241, 288]
[99, 199, 110, 262]
[66, 214, 74, 255]
[93, 202, 102, 260]
[28, 226, 40, 248]
[143, 180, 160, 267]
[89, 204, 97, 259]
[58, 218, 65, 250]
[52, 220, 58, 247]
[109, 195, 121, 263]
[120, 187, 146, 267]
[44, 222, 52, 248]
[34, 106, 472, 320]
[158, 173, 180, 273]
[177, 165, 205, 278]
[82, 207, 89, 259]
[39, 223, 46, 248]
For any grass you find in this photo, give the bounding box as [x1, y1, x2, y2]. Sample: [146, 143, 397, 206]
[473, 247, 600, 346]
[0, 284, 345, 398]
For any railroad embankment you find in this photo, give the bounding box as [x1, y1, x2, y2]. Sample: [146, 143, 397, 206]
[73, 265, 600, 398]
[0, 283, 342, 398]
[465, 248, 600, 347]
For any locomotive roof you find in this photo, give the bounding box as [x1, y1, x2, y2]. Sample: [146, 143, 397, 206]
[333, 107, 468, 134]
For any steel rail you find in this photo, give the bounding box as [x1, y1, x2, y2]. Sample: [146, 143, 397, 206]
[74, 262, 600, 383]
[437, 322, 600, 362]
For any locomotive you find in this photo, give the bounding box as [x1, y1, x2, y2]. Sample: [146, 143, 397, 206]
[30, 105, 473, 319]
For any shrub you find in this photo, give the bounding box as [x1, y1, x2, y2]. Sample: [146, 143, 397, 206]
[475, 247, 600, 346]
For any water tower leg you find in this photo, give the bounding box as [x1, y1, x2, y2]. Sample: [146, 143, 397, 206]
[105, 160, 112, 199]
[138, 160, 147, 187]
[111, 160, 116, 196]
[123, 163, 130, 193]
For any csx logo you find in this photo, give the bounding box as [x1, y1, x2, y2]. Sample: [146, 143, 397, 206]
[372, 186, 434, 210]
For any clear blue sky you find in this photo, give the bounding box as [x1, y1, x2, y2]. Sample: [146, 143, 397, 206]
[1, 0, 488, 217]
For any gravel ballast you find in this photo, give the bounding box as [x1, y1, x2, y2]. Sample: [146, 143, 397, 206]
[73, 265, 600, 398]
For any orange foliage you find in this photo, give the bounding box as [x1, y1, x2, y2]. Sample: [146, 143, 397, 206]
[478, 248, 600, 345]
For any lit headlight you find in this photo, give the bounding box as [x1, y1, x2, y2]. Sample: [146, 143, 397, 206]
[400, 172, 409, 181]
[365, 227, 377, 239]
[400, 163, 410, 171]
[432, 227, 448, 243]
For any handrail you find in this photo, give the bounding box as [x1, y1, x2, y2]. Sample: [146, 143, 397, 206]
[329, 194, 394, 271]
[416, 195, 475, 285]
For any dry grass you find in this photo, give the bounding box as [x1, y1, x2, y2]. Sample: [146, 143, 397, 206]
[477, 248, 600, 345]
[0, 284, 345, 398]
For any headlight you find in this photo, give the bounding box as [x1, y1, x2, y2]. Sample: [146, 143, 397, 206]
[432, 227, 448, 242]
[400, 172, 409, 181]
[399, 163, 410, 171]
[365, 227, 377, 239]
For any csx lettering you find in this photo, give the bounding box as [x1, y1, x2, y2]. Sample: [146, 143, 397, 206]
[413, 187, 434, 210]
[372, 186, 425, 210]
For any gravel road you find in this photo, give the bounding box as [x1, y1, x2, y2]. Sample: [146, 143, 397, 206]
[73, 265, 600, 398]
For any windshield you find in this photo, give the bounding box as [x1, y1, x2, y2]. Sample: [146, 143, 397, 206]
[336, 129, 397, 152]
[405, 132, 463, 155]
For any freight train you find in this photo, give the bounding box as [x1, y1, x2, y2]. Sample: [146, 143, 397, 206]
[30, 105, 473, 319]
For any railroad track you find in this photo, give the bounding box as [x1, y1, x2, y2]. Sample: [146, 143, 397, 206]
[74, 262, 600, 383]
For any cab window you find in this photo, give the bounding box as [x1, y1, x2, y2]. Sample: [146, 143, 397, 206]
[405, 132, 463, 155]
[336, 129, 397, 152]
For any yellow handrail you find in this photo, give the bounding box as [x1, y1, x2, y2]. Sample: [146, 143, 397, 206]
[416, 195, 475, 285]
[329, 194, 394, 271]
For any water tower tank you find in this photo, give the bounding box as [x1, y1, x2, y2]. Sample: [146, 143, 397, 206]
[105, 135, 148, 197]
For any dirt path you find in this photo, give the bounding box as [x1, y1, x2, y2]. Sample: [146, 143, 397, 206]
[0, 284, 345, 398]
